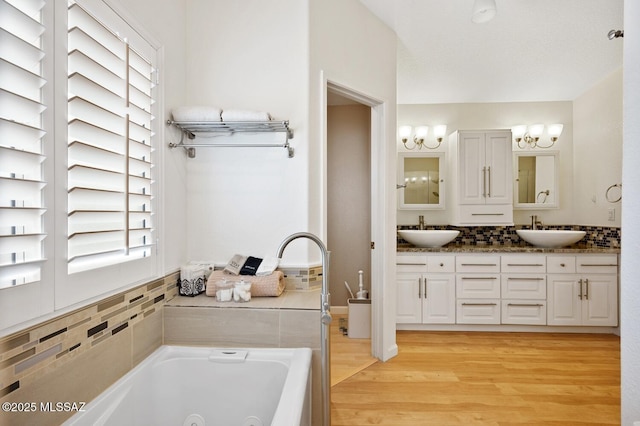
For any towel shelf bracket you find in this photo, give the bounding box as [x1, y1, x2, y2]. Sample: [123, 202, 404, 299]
[167, 119, 294, 159]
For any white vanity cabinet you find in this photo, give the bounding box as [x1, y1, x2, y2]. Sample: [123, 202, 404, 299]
[396, 251, 618, 330]
[500, 255, 547, 325]
[396, 255, 456, 324]
[455, 255, 501, 324]
[448, 130, 513, 226]
[547, 255, 618, 326]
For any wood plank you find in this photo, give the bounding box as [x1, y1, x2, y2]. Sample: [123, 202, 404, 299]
[331, 330, 620, 425]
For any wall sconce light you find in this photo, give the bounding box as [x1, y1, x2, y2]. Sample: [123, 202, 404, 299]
[399, 125, 447, 150]
[512, 123, 563, 149]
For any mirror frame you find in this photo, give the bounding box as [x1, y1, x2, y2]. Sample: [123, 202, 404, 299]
[397, 152, 445, 210]
[513, 150, 560, 209]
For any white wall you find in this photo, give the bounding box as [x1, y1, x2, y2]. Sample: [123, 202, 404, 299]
[622, 0, 640, 422]
[397, 102, 574, 226]
[573, 69, 623, 227]
[183, 0, 311, 265]
[309, 0, 398, 361]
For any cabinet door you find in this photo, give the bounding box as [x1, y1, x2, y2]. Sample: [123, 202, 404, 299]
[582, 275, 618, 326]
[423, 274, 456, 324]
[547, 275, 582, 326]
[484, 131, 512, 204]
[396, 273, 423, 324]
[458, 132, 486, 204]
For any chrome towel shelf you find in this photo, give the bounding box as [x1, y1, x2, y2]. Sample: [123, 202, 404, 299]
[167, 119, 294, 158]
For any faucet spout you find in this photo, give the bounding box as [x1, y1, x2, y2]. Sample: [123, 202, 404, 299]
[277, 232, 331, 426]
[418, 215, 425, 230]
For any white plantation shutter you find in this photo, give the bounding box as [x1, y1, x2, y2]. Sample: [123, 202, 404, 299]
[67, 1, 155, 274]
[0, 0, 47, 289]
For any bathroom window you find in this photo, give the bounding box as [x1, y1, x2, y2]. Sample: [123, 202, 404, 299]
[0, 0, 50, 289]
[0, 0, 160, 330]
[66, 1, 156, 274]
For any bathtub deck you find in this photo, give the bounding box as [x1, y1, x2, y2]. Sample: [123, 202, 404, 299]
[165, 288, 321, 310]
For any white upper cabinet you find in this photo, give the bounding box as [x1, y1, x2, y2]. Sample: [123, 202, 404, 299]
[448, 130, 513, 225]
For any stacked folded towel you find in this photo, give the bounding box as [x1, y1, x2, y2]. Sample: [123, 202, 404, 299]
[207, 270, 285, 297]
[221, 109, 272, 122]
[256, 256, 279, 276]
[172, 106, 222, 122]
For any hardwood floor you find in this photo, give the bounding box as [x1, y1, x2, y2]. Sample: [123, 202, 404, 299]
[331, 329, 620, 425]
[331, 314, 378, 386]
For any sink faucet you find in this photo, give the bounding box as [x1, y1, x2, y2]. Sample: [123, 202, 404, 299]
[277, 232, 331, 426]
[531, 215, 543, 229]
[418, 215, 425, 230]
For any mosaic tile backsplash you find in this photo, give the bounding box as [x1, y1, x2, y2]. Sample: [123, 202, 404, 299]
[397, 224, 621, 249]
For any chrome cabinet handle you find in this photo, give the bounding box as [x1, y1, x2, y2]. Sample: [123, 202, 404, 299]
[579, 264, 617, 267]
[461, 276, 498, 280]
[507, 264, 544, 267]
[460, 263, 498, 266]
[507, 303, 544, 307]
[507, 277, 544, 281]
[482, 166, 487, 198]
[461, 303, 497, 306]
[424, 279, 428, 299]
[487, 166, 491, 197]
[584, 278, 589, 300]
[418, 277, 422, 298]
[578, 278, 583, 300]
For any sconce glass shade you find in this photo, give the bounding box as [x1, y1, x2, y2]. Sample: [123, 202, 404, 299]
[472, 0, 497, 23]
[511, 125, 527, 140]
[433, 125, 447, 140]
[528, 124, 545, 139]
[548, 123, 564, 139]
[414, 126, 429, 139]
[399, 125, 412, 139]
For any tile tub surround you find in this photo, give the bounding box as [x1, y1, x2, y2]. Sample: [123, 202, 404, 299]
[397, 224, 621, 249]
[0, 273, 178, 426]
[164, 290, 323, 426]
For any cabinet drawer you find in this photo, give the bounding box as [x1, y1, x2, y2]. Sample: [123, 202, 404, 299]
[427, 255, 455, 273]
[456, 255, 500, 273]
[547, 256, 576, 273]
[396, 255, 427, 273]
[501, 300, 547, 325]
[576, 255, 618, 274]
[501, 274, 546, 299]
[457, 299, 500, 324]
[501, 255, 546, 273]
[457, 204, 513, 225]
[456, 275, 500, 298]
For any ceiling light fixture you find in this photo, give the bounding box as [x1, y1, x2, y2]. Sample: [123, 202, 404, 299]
[472, 0, 497, 24]
[512, 124, 563, 149]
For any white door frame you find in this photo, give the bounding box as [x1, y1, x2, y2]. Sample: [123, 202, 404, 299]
[322, 75, 398, 362]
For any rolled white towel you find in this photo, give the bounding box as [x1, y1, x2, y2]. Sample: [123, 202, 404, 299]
[172, 106, 222, 122]
[221, 109, 272, 122]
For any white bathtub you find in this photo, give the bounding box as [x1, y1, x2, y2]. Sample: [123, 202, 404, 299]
[63, 345, 312, 426]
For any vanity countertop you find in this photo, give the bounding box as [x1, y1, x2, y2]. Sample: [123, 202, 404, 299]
[397, 244, 620, 254]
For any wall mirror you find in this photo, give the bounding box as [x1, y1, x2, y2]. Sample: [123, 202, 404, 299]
[514, 151, 559, 209]
[398, 152, 445, 209]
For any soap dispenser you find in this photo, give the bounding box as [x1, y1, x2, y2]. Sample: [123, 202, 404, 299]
[356, 270, 368, 299]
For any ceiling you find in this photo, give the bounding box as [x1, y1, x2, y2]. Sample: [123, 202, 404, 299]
[359, 0, 624, 104]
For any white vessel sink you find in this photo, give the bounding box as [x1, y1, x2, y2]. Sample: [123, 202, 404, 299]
[398, 230, 460, 248]
[516, 229, 586, 248]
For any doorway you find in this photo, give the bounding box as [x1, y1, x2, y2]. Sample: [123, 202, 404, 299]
[327, 92, 375, 380]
